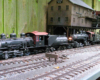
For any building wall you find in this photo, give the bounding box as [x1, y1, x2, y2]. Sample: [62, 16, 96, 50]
[82, 0, 100, 34]
[48, 0, 72, 26]
[0, 0, 50, 37]
[71, 4, 93, 27]
[48, 0, 94, 27]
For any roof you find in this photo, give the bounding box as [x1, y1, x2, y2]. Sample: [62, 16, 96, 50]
[86, 31, 95, 34]
[49, 0, 93, 10]
[26, 31, 48, 36]
[69, 0, 93, 10]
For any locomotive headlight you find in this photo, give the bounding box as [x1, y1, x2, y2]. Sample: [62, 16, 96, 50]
[68, 37, 72, 41]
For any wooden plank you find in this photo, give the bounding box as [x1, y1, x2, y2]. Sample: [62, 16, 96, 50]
[0, 0, 4, 34]
[16, 0, 29, 37]
[82, 0, 100, 10]
[4, 0, 16, 37]
[0, 0, 51, 36]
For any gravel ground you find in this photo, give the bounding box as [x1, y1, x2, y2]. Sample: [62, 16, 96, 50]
[0, 45, 100, 80]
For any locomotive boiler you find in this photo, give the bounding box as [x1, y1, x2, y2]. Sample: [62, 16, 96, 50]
[0, 33, 34, 59]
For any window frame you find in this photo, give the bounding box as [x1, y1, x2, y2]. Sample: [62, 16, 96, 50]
[65, 17, 68, 22]
[50, 17, 53, 22]
[73, 18, 75, 23]
[58, 6, 61, 10]
[58, 17, 60, 22]
[51, 6, 53, 11]
[66, 5, 69, 10]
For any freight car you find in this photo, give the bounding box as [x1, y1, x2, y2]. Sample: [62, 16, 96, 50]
[68, 31, 100, 47]
[0, 31, 71, 59]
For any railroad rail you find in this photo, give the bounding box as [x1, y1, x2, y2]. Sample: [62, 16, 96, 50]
[0, 59, 63, 78]
[0, 45, 99, 66]
[29, 53, 100, 80]
[0, 45, 100, 80]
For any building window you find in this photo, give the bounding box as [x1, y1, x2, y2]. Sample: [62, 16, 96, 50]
[74, 6, 76, 10]
[51, 6, 53, 11]
[57, 0, 63, 3]
[58, 6, 61, 10]
[79, 7, 80, 12]
[85, 20, 87, 24]
[73, 18, 75, 22]
[65, 17, 68, 21]
[66, 5, 69, 10]
[58, 17, 60, 22]
[50, 17, 53, 22]
[82, 19, 83, 23]
[83, 9, 84, 13]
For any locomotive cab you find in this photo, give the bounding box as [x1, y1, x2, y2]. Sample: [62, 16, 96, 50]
[26, 31, 48, 47]
[86, 31, 95, 41]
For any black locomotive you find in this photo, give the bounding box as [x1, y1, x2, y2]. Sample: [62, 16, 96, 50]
[0, 31, 70, 59]
[68, 31, 100, 48]
[0, 30, 100, 59]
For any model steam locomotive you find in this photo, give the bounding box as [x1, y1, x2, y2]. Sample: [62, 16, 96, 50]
[68, 31, 100, 48]
[0, 31, 100, 59]
[0, 31, 70, 59]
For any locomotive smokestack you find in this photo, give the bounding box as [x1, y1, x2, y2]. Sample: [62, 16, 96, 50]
[10, 33, 16, 39]
[1, 33, 6, 39]
[20, 33, 25, 38]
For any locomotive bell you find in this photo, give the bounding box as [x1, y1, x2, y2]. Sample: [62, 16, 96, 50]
[1, 33, 6, 39]
[20, 33, 25, 38]
[10, 33, 16, 39]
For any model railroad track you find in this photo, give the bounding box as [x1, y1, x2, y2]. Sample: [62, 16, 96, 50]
[28, 53, 100, 80]
[0, 53, 46, 66]
[0, 45, 100, 66]
[0, 44, 99, 62]
[0, 59, 64, 78]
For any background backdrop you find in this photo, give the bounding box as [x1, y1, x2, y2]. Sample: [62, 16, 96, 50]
[0, 0, 99, 37]
[0, 0, 50, 37]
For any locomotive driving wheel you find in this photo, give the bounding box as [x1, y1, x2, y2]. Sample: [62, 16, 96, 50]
[24, 49, 30, 56]
[84, 41, 88, 46]
[4, 53, 9, 59]
[50, 47, 55, 52]
[67, 44, 73, 49]
[86, 41, 91, 46]
[24, 51, 30, 56]
[73, 41, 79, 48]
[79, 42, 84, 47]
[46, 48, 50, 53]
[19, 51, 24, 57]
